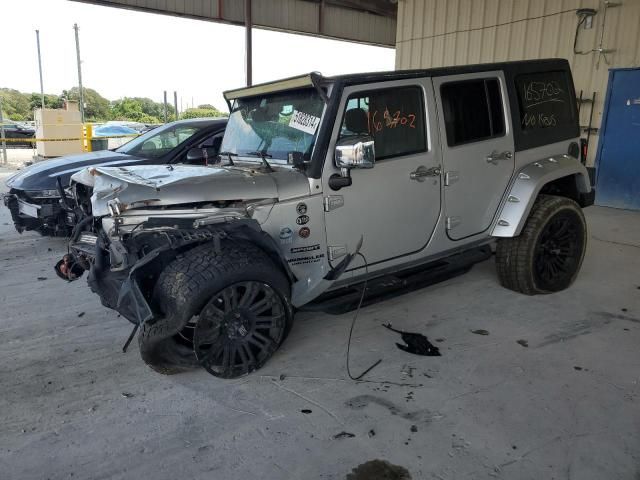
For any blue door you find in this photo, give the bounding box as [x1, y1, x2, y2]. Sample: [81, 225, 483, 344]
[595, 68, 640, 210]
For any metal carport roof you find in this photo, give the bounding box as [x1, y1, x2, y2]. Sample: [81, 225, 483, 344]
[69, 0, 397, 47]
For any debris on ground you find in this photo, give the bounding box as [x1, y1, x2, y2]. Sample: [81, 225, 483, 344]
[368, 429, 376, 437]
[121, 392, 134, 398]
[401, 364, 415, 378]
[410, 425, 418, 433]
[279, 374, 286, 381]
[77, 312, 85, 318]
[516, 339, 529, 347]
[346, 459, 411, 480]
[471, 329, 490, 335]
[574, 366, 583, 371]
[383, 324, 441, 356]
[301, 409, 312, 414]
[333, 431, 356, 439]
[36, 277, 47, 281]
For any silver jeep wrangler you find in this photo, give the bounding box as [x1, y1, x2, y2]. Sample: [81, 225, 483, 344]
[58, 59, 593, 378]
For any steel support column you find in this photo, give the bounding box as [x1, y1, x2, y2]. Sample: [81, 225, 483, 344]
[245, 0, 252, 87]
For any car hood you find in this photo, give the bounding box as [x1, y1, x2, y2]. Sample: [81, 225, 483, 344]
[71, 164, 310, 217]
[5, 150, 147, 191]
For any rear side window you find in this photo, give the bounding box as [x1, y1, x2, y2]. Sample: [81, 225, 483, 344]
[441, 78, 505, 147]
[515, 71, 575, 130]
[340, 86, 427, 160]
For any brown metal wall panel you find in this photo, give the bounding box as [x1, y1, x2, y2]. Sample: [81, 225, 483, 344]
[396, 0, 640, 166]
[72, 0, 395, 46]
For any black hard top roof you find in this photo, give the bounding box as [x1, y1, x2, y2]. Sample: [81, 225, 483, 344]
[325, 58, 570, 86]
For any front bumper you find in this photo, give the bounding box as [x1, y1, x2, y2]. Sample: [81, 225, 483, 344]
[3, 191, 66, 233]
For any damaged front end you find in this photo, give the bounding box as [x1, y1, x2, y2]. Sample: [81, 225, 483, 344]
[57, 164, 291, 326]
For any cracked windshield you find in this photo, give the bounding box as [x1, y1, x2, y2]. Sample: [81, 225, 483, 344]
[221, 88, 324, 164]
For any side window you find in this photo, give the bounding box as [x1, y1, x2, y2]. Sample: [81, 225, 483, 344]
[440, 78, 505, 147]
[199, 132, 223, 150]
[515, 71, 575, 130]
[339, 86, 427, 160]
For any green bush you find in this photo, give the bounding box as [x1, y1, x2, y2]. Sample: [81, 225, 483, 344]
[180, 108, 227, 119]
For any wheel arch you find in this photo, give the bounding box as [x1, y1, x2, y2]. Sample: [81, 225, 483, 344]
[156, 219, 297, 287]
[491, 155, 591, 238]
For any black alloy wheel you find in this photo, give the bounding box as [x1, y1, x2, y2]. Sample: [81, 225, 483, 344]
[533, 209, 585, 291]
[193, 281, 288, 378]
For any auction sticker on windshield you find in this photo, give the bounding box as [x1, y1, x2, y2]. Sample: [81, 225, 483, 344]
[289, 110, 320, 135]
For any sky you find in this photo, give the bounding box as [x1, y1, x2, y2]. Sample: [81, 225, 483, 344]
[1, 0, 396, 111]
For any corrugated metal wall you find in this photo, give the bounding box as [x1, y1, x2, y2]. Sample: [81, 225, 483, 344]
[73, 0, 396, 46]
[395, 0, 640, 166]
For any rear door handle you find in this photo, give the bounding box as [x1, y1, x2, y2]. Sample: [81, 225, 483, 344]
[410, 165, 441, 181]
[486, 150, 512, 165]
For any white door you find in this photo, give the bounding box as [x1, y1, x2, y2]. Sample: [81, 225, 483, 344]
[433, 72, 515, 240]
[322, 78, 441, 271]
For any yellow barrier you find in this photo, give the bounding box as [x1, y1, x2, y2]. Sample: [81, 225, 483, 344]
[0, 135, 139, 143]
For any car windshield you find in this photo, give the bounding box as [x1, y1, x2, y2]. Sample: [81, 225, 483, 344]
[221, 88, 324, 164]
[115, 123, 204, 158]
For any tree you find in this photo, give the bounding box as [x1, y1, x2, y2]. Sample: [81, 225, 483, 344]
[28, 93, 63, 111]
[197, 104, 215, 110]
[110, 97, 174, 123]
[180, 107, 227, 119]
[64, 87, 111, 121]
[0, 88, 31, 120]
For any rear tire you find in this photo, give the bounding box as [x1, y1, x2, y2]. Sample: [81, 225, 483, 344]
[495, 194, 587, 295]
[138, 240, 292, 377]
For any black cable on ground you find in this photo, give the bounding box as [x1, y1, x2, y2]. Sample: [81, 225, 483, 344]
[346, 252, 382, 381]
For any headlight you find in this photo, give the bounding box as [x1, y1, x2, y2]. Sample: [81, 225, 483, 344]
[26, 189, 61, 199]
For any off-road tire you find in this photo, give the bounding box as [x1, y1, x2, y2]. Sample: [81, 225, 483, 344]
[496, 194, 587, 295]
[138, 240, 292, 376]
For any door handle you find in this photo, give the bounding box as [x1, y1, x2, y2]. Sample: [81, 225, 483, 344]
[486, 150, 512, 165]
[410, 165, 441, 181]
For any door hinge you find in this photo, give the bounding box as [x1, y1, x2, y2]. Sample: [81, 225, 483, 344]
[446, 216, 461, 230]
[444, 171, 460, 186]
[328, 245, 348, 261]
[324, 195, 344, 212]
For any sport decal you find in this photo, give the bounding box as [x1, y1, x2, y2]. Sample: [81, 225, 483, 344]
[291, 244, 320, 254]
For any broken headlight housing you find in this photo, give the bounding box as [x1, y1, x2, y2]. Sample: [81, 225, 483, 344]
[26, 189, 61, 199]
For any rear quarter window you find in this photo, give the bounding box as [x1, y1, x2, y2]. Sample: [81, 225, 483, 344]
[515, 71, 575, 130]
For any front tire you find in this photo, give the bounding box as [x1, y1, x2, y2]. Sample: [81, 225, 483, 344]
[496, 194, 587, 295]
[138, 240, 292, 377]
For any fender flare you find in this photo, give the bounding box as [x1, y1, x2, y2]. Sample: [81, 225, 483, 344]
[491, 155, 591, 238]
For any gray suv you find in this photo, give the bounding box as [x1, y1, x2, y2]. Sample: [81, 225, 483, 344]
[58, 59, 593, 379]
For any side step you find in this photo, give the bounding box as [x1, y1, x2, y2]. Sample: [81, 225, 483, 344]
[301, 245, 492, 315]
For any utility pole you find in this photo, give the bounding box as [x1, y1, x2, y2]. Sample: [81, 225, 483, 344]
[73, 23, 85, 123]
[163, 91, 168, 123]
[35, 30, 45, 110]
[245, 0, 252, 86]
[0, 97, 7, 164]
[173, 91, 178, 121]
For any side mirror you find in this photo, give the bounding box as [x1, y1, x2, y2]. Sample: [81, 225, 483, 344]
[334, 135, 375, 170]
[186, 146, 219, 163]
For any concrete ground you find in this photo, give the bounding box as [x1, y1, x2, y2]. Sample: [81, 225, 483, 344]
[0, 167, 638, 480]
[1, 147, 38, 169]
